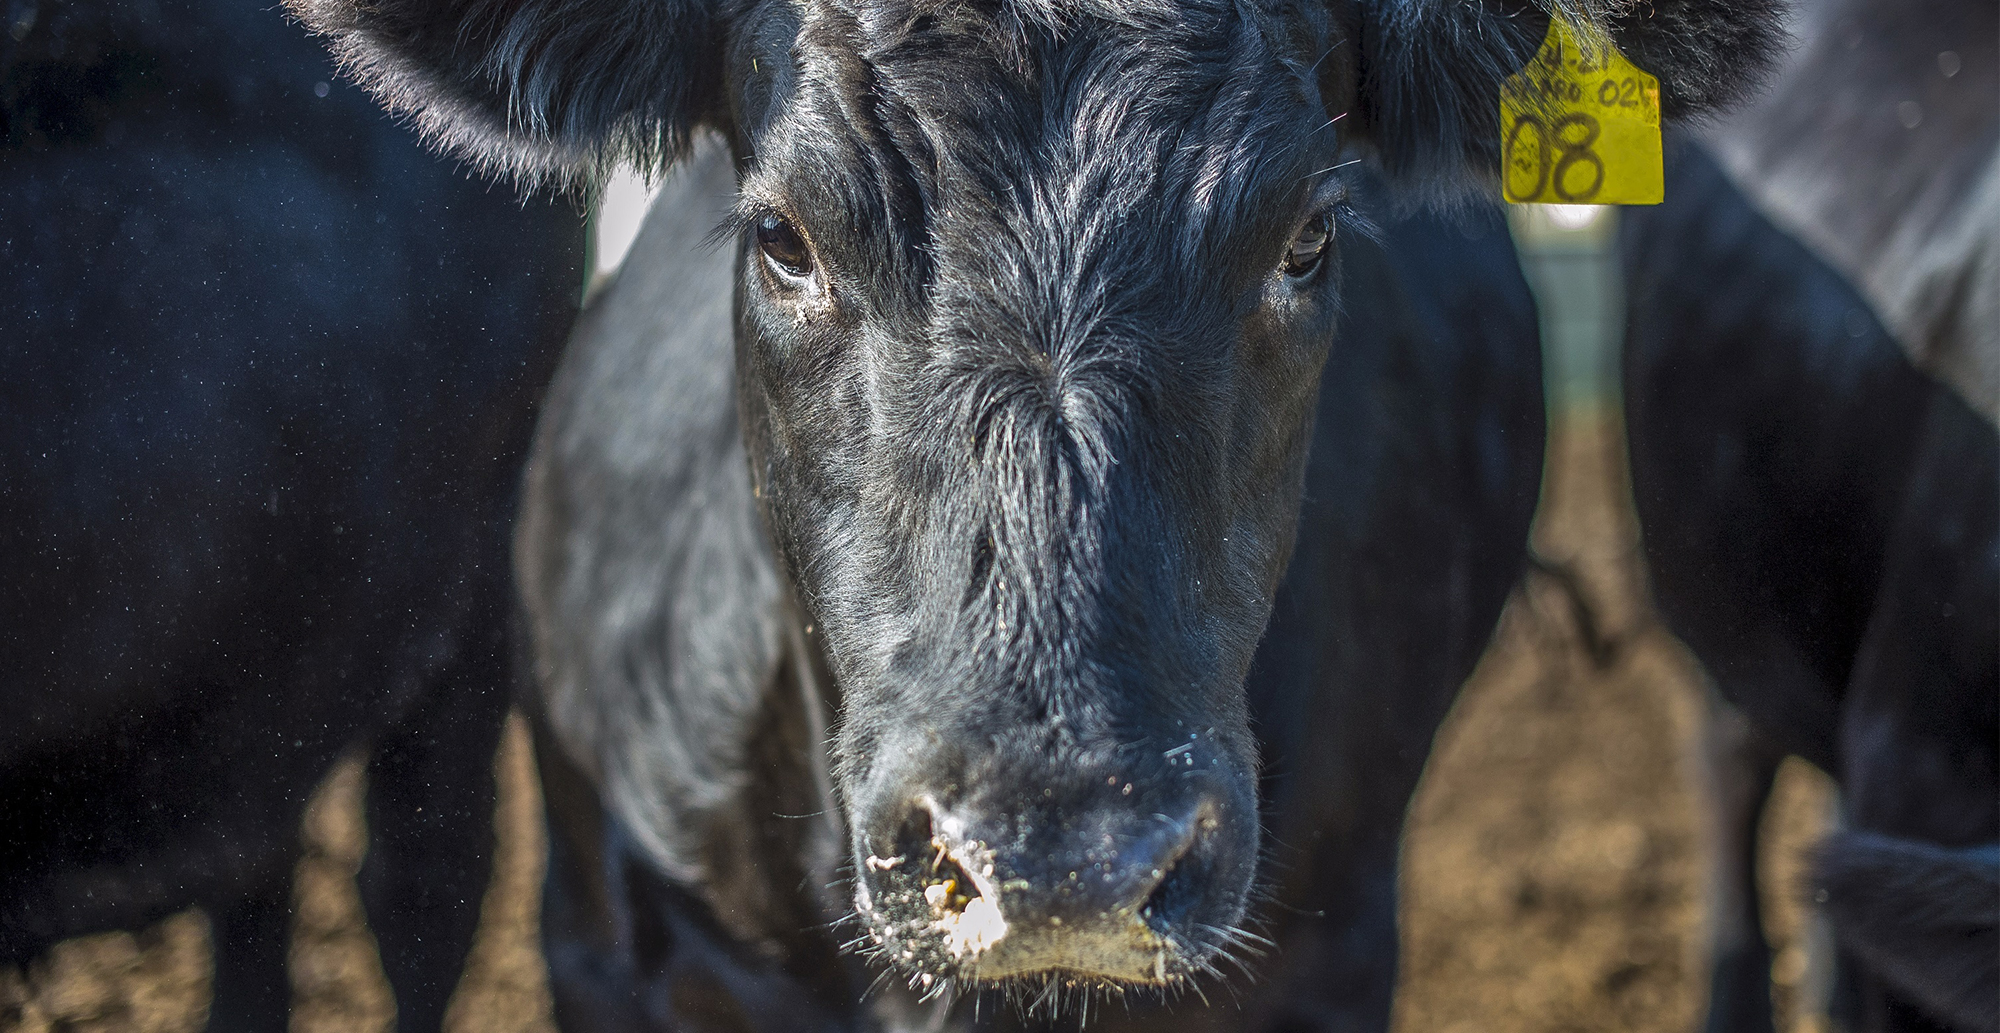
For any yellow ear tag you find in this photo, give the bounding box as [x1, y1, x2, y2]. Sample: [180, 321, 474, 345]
[1499, 18, 1663, 205]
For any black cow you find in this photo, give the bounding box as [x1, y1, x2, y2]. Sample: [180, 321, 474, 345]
[511, 144, 1544, 1033]
[292, 0, 1779, 1027]
[0, 1, 585, 1029]
[1621, 0, 1999, 1029]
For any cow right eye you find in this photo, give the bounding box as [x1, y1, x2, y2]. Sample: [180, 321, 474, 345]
[1282, 211, 1332, 279]
[757, 214, 814, 280]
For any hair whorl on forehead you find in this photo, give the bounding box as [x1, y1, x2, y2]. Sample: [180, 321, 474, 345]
[840, 0, 1192, 27]
[798, 0, 1256, 56]
[781, 0, 1317, 236]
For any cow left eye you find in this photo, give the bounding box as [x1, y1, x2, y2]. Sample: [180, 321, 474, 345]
[1283, 212, 1332, 278]
[757, 214, 814, 280]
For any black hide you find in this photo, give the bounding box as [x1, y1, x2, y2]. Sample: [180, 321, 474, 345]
[0, 1, 586, 1029]
[1623, 142, 1999, 1033]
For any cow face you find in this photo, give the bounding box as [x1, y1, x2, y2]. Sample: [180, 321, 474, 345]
[720, 0, 1344, 988]
[722, 0, 1335, 991]
[294, 0, 1781, 1005]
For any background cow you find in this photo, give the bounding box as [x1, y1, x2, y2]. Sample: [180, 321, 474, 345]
[0, 1, 585, 1029]
[1621, 0, 1999, 1029]
[290, 0, 1779, 1027]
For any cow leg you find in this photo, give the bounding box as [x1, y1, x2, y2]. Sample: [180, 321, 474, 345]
[358, 648, 509, 1033]
[535, 716, 784, 1032]
[1698, 695, 1786, 1033]
[1829, 394, 1999, 1033]
[531, 715, 653, 1033]
[205, 876, 295, 1032]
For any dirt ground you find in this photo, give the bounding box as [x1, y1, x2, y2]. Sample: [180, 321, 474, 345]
[1392, 412, 1836, 1033]
[0, 412, 1837, 1033]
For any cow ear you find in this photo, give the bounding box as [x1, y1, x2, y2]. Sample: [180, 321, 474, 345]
[288, 0, 726, 185]
[1323, 0, 1787, 189]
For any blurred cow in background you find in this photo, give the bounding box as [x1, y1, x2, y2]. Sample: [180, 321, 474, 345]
[0, 1, 585, 1029]
[1621, 0, 1999, 1029]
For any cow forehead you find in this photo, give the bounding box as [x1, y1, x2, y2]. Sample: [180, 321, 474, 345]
[737, 0, 1333, 346]
[777, 0, 1326, 236]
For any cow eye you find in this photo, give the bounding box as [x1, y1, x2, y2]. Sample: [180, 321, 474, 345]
[1283, 212, 1332, 278]
[757, 214, 813, 279]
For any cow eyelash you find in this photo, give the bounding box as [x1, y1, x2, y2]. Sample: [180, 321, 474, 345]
[720, 202, 819, 284]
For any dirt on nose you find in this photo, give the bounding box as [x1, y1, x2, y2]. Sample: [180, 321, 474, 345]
[867, 833, 1011, 964]
[857, 800, 1192, 989]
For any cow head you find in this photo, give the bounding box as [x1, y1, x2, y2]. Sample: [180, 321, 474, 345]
[295, 0, 1777, 1002]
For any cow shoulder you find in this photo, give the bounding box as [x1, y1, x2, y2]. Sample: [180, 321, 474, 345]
[1705, 0, 1999, 423]
[517, 138, 794, 889]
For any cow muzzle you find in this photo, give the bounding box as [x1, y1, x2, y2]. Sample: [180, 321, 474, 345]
[852, 776, 1251, 988]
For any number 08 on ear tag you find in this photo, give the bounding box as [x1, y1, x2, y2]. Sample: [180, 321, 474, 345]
[1499, 18, 1663, 204]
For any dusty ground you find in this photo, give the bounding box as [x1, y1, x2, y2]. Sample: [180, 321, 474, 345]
[1392, 412, 1836, 1033]
[0, 412, 1836, 1033]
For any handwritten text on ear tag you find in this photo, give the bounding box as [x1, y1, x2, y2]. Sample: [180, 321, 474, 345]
[1500, 18, 1663, 205]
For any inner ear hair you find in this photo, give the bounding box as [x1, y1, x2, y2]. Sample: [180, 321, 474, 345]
[288, 0, 732, 187]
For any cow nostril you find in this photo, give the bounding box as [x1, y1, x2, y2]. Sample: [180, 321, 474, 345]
[1138, 812, 1211, 933]
[866, 798, 1015, 962]
[1138, 854, 1201, 932]
[924, 848, 984, 916]
[877, 801, 986, 917]
[882, 804, 936, 871]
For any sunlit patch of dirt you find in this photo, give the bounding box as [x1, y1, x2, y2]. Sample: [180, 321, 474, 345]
[291, 758, 393, 1033]
[0, 913, 209, 1033]
[1761, 759, 1840, 1033]
[439, 715, 558, 1033]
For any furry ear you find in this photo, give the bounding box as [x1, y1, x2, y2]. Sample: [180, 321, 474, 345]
[287, 0, 728, 185]
[1321, 0, 1788, 188]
